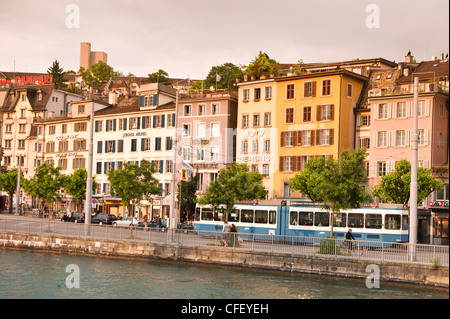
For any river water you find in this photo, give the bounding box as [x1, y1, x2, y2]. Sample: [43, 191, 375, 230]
[0, 248, 447, 299]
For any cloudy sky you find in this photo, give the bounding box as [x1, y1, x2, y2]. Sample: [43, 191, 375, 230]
[0, 0, 448, 79]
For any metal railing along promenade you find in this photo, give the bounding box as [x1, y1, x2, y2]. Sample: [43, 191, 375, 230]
[1, 216, 448, 267]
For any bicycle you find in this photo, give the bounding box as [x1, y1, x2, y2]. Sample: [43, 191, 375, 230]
[340, 240, 364, 256]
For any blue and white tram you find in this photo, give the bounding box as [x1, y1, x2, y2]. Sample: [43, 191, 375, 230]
[194, 203, 409, 244]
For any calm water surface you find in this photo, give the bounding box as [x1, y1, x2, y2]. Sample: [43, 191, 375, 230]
[0, 248, 447, 299]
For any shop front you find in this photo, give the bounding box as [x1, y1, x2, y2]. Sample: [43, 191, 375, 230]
[428, 200, 449, 245]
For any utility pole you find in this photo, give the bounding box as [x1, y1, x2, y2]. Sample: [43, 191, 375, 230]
[84, 86, 94, 236]
[409, 76, 419, 261]
[15, 155, 21, 216]
[169, 90, 179, 241]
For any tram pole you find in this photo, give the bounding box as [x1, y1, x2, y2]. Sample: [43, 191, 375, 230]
[409, 77, 419, 261]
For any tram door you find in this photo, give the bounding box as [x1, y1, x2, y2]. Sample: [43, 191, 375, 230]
[418, 218, 430, 244]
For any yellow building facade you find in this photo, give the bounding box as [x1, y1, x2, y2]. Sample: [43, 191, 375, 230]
[274, 70, 366, 198]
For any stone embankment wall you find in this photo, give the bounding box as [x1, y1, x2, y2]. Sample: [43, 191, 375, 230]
[1, 232, 448, 288]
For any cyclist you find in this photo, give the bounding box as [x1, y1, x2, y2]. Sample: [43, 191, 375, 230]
[345, 229, 355, 250]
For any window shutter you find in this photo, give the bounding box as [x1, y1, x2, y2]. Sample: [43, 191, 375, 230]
[105, 141, 108, 153]
[95, 120, 99, 132]
[137, 117, 141, 129]
[142, 116, 146, 129]
[310, 130, 315, 146]
[292, 131, 297, 146]
[161, 114, 165, 128]
[316, 130, 321, 145]
[153, 94, 158, 106]
[296, 156, 302, 172]
[118, 140, 123, 152]
[330, 104, 334, 121]
[96, 162, 102, 174]
[172, 113, 175, 127]
[123, 118, 127, 130]
[104, 162, 107, 174]
[316, 105, 322, 121]
[279, 156, 284, 172]
[97, 141, 102, 153]
[113, 119, 117, 131]
[373, 104, 379, 120]
[112, 140, 116, 153]
[280, 132, 285, 147]
[312, 81, 316, 97]
[141, 138, 145, 151]
[153, 115, 157, 128]
[329, 129, 334, 145]
[138, 95, 144, 107]
[297, 131, 302, 146]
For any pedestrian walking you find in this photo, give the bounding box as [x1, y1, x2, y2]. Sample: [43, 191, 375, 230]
[230, 223, 238, 247]
[221, 221, 229, 247]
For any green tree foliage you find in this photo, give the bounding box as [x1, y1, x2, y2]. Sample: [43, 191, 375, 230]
[78, 61, 114, 88]
[191, 63, 241, 92]
[62, 169, 98, 213]
[178, 172, 199, 221]
[47, 60, 67, 89]
[288, 149, 371, 237]
[198, 163, 266, 220]
[243, 51, 279, 78]
[147, 69, 171, 84]
[22, 164, 65, 214]
[0, 168, 24, 214]
[107, 160, 161, 217]
[371, 159, 444, 205]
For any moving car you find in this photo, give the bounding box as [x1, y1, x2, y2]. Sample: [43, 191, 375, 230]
[90, 214, 117, 225]
[112, 216, 144, 227]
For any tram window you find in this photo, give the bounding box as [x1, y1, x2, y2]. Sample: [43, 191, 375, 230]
[214, 208, 226, 221]
[241, 209, 254, 223]
[314, 212, 330, 227]
[201, 208, 213, 221]
[195, 208, 201, 221]
[290, 211, 298, 225]
[366, 214, 382, 229]
[348, 213, 364, 228]
[299, 212, 313, 226]
[333, 213, 347, 227]
[385, 214, 400, 230]
[402, 215, 409, 230]
[227, 209, 239, 222]
[255, 210, 268, 223]
[269, 211, 277, 224]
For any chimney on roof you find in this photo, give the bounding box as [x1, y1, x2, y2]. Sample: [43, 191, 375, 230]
[108, 90, 118, 106]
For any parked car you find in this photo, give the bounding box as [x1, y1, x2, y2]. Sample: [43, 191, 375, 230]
[112, 216, 144, 227]
[64, 212, 85, 223]
[90, 214, 117, 225]
[148, 219, 167, 228]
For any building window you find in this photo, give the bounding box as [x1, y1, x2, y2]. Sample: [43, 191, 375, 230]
[58, 158, 68, 170]
[265, 86, 272, 99]
[184, 105, 192, 116]
[396, 130, 406, 146]
[285, 107, 294, 123]
[316, 129, 334, 146]
[302, 130, 312, 146]
[212, 103, 220, 115]
[166, 136, 173, 150]
[361, 115, 371, 126]
[253, 114, 260, 127]
[264, 112, 271, 126]
[49, 125, 56, 135]
[18, 140, 26, 149]
[74, 139, 86, 151]
[318, 104, 333, 121]
[322, 79, 331, 96]
[198, 104, 206, 116]
[378, 162, 387, 176]
[262, 164, 270, 177]
[182, 147, 191, 161]
[264, 139, 271, 153]
[397, 102, 407, 118]
[196, 148, 205, 161]
[242, 115, 249, 128]
[210, 147, 219, 162]
[78, 105, 85, 114]
[303, 106, 311, 122]
[378, 104, 388, 119]
[286, 84, 295, 100]
[182, 124, 191, 137]
[241, 140, 248, 153]
[347, 83, 352, 97]
[377, 131, 388, 147]
[254, 88, 261, 101]
[196, 123, 206, 138]
[283, 181, 292, 197]
[303, 81, 316, 98]
[154, 137, 161, 151]
[243, 89, 250, 101]
[74, 122, 87, 132]
[211, 123, 220, 137]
